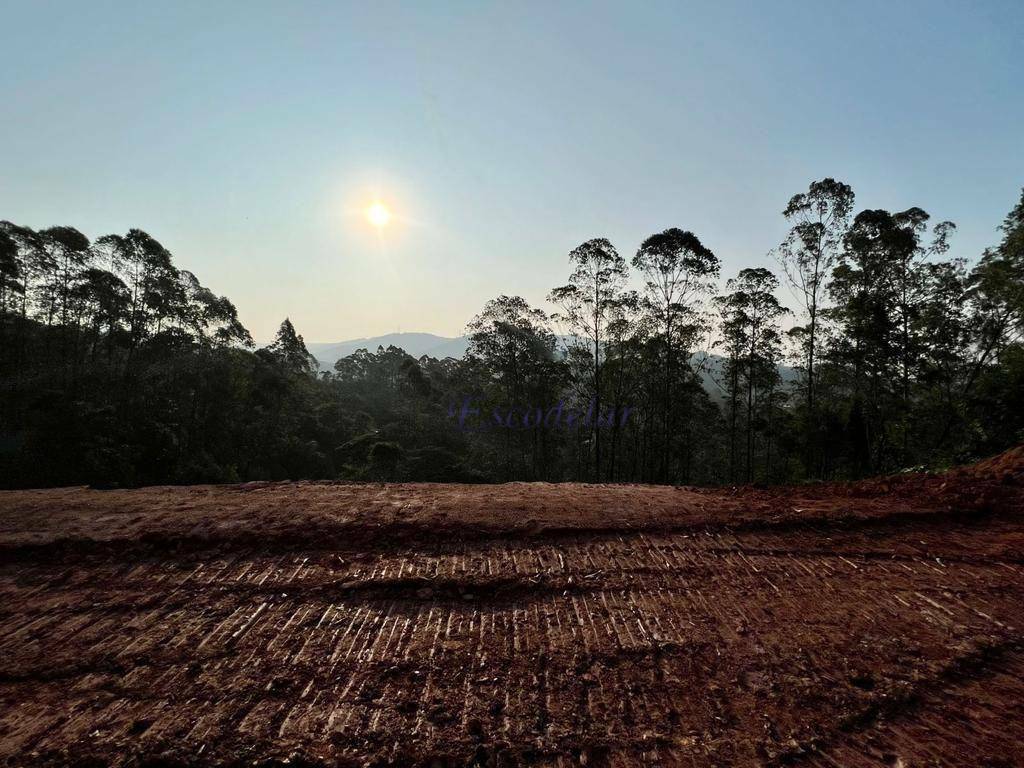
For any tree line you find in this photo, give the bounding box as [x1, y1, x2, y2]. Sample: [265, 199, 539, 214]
[1, 178, 1022, 488]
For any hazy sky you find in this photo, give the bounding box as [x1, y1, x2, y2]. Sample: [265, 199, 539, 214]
[2, 1, 1022, 343]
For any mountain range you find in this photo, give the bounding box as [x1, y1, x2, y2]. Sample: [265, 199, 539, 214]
[306, 333, 470, 369]
[305, 333, 797, 395]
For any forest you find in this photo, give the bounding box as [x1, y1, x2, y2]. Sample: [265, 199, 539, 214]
[1, 178, 1022, 489]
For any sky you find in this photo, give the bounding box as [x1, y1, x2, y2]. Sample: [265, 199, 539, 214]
[2, 0, 1023, 343]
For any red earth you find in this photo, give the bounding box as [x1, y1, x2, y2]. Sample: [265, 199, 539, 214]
[1, 448, 1023, 766]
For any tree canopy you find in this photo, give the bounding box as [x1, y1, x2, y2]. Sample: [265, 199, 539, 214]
[2, 183, 1022, 488]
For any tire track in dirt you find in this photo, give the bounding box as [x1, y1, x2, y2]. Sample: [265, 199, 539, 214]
[790, 643, 1024, 767]
[2, 465, 1023, 766]
[2, 522, 1023, 766]
[2, 503, 1021, 567]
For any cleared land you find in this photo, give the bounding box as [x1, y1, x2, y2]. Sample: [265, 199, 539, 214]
[1, 450, 1023, 767]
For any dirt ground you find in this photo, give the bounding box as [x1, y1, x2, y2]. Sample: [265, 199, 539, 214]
[1, 449, 1023, 767]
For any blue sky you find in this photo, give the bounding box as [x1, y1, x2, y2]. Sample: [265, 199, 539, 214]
[2, 0, 1022, 342]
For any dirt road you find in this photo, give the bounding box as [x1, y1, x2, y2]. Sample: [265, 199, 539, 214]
[1, 451, 1022, 766]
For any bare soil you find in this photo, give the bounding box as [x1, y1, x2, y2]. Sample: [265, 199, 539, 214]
[1, 449, 1023, 767]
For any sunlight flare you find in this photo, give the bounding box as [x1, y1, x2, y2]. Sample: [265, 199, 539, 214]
[366, 201, 392, 228]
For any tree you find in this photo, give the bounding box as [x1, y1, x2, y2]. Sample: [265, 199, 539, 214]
[467, 295, 556, 398]
[95, 229, 178, 355]
[261, 318, 317, 375]
[72, 268, 130, 363]
[774, 178, 854, 475]
[716, 268, 788, 482]
[891, 210, 955, 462]
[914, 256, 971, 459]
[37, 226, 91, 331]
[633, 228, 719, 480]
[963, 189, 1024, 395]
[0, 223, 41, 333]
[0, 229, 24, 367]
[466, 295, 560, 479]
[3, 187, 1023, 490]
[0, 229, 22, 317]
[177, 270, 253, 348]
[549, 238, 628, 481]
[599, 289, 641, 481]
[829, 207, 954, 472]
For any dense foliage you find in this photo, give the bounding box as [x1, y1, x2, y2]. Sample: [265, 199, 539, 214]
[2, 181, 1022, 488]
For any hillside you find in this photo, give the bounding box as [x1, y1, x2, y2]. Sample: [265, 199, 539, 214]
[1, 449, 1022, 766]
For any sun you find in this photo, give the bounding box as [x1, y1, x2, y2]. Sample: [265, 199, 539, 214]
[366, 201, 392, 228]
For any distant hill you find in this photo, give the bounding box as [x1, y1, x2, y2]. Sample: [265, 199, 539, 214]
[306, 333, 469, 369]
[695, 354, 800, 400]
[306, 334, 797, 397]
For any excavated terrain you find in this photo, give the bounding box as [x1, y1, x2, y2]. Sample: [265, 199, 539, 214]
[1, 449, 1023, 767]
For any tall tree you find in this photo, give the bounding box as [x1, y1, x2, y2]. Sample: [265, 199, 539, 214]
[38, 226, 91, 331]
[466, 295, 560, 479]
[72, 268, 130, 363]
[0, 230, 22, 320]
[891, 209, 955, 462]
[0, 223, 40, 327]
[831, 209, 909, 472]
[775, 178, 854, 475]
[95, 229, 178, 355]
[262, 318, 317, 375]
[963, 189, 1024, 395]
[830, 207, 954, 471]
[177, 270, 253, 348]
[467, 295, 556, 398]
[716, 268, 788, 482]
[633, 229, 719, 480]
[549, 238, 628, 481]
[600, 289, 641, 481]
[0, 229, 23, 367]
[914, 255, 971, 458]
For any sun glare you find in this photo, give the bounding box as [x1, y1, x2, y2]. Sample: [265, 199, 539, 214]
[366, 201, 392, 228]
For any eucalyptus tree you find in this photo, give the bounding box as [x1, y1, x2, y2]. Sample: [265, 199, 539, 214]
[0, 222, 40, 325]
[830, 209, 910, 471]
[71, 268, 130, 363]
[716, 268, 788, 482]
[942, 189, 1024, 457]
[548, 238, 629, 481]
[95, 229, 178, 355]
[914, 256, 972, 456]
[0, 229, 22, 366]
[466, 295, 560, 479]
[36, 227, 91, 332]
[467, 295, 557, 404]
[262, 318, 316, 376]
[600, 289, 641, 481]
[177, 270, 252, 348]
[0, 229, 21, 320]
[830, 207, 955, 471]
[893, 210, 955, 460]
[41, 227, 94, 372]
[716, 302, 745, 482]
[633, 228, 719, 480]
[964, 189, 1024, 394]
[774, 179, 854, 474]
